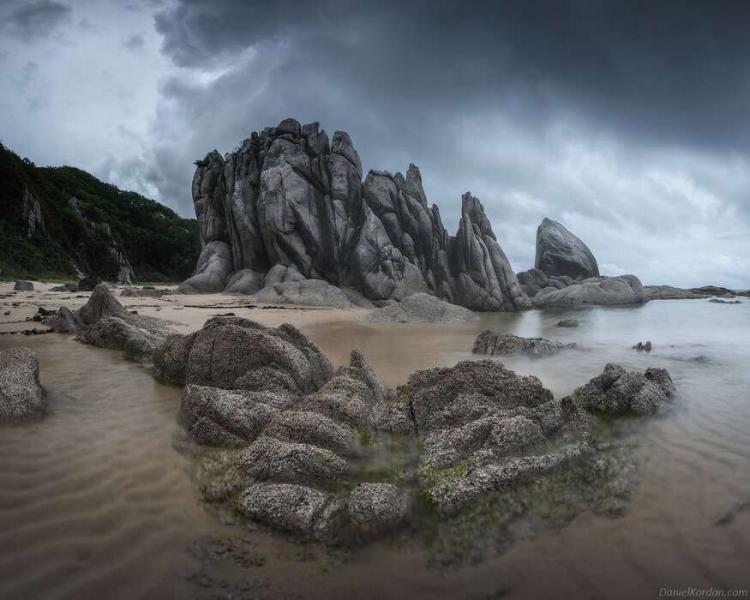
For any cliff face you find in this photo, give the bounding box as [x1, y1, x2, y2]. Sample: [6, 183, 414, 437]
[181, 118, 529, 311]
[0, 143, 200, 282]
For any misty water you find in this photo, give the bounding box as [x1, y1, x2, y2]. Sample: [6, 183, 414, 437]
[1, 299, 749, 599]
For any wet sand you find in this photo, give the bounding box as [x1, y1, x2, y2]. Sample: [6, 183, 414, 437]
[1, 281, 749, 599]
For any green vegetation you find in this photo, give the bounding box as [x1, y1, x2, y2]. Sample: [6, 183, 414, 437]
[0, 142, 199, 281]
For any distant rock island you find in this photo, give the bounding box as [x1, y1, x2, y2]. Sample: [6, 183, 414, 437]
[0, 142, 200, 283]
[179, 118, 651, 310]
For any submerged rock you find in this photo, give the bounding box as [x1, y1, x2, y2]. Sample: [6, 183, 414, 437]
[363, 293, 479, 323]
[573, 363, 675, 416]
[0, 347, 45, 422]
[473, 330, 575, 357]
[709, 298, 741, 304]
[557, 318, 579, 327]
[535, 218, 599, 279]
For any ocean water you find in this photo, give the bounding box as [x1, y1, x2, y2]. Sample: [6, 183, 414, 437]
[1, 299, 748, 599]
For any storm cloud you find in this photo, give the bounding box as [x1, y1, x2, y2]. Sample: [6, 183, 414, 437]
[1, 0, 749, 287]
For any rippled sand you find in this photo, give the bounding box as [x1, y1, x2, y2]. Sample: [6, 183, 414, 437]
[1, 282, 749, 598]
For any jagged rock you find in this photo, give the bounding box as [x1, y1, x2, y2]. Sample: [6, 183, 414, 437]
[557, 318, 579, 327]
[533, 275, 646, 307]
[13, 280, 33, 291]
[633, 340, 652, 351]
[473, 331, 575, 357]
[0, 347, 45, 422]
[224, 269, 265, 295]
[182, 118, 529, 312]
[178, 241, 233, 293]
[362, 292, 479, 323]
[252, 280, 354, 308]
[535, 218, 599, 279]
[574, 363, 675, 416]
[348, 483, 409, 536]
[78, 284, 128, 325]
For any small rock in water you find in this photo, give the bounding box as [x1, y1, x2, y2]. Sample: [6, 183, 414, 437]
[709, 298, 741, 304]
[473, 330, 575, 357]
[633, 341, 652, 352]
[557, 318, 579, 327]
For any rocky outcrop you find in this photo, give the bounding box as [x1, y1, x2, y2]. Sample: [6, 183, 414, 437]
[574, 364, 675, 416]
[557, 318, 579, 327]
[44, 284, 168, 360]
[175, 319, 677, 543]
[180, 118, 529, 312]
[532, 275, 646, 307]
[362, 293, 479, 323]
[0, 347, 45, 422]
[535, 218, 599, 279]
[153, 316, 334, 391]
[473, 331, 575, 357]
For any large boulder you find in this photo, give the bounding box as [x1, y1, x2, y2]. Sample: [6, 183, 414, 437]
[180, 119, 529, 312]
[154, 316, 334, 392]
[0, 347, 45, 422]
[473, 330, 575, 357]
[362, 292, 479, 323]
[535, 218, 599, 279]
[533, 275, 646, 307]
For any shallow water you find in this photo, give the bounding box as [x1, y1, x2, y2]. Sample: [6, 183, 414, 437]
[1, 300, 749, 599]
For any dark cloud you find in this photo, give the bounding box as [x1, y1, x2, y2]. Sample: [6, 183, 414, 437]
[2, 0, 73, 40]
[154, 0, 750, 154]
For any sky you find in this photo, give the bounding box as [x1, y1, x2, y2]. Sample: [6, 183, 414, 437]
[1, 0, 749, 288]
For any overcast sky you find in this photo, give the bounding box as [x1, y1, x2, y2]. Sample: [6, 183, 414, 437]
[1, 0, 749, 288]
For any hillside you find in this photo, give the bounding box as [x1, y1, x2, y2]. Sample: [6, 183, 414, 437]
[0, 142, 199, 282]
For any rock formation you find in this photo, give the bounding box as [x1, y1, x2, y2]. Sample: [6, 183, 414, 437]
[44, 284, 168, 361]
[180, 118, 529, 312]
[535, 217, 599, 279]
[473, 331, 575, 357]
[0, 347, 45, 422]
[164, 317, 677, 542]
